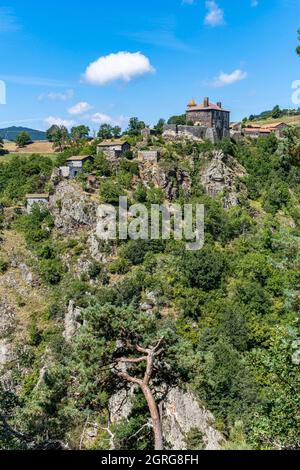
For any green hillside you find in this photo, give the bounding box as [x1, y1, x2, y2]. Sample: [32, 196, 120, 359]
[0, 129, 300, 450]
[244, 115, 300, 127]
[243, 106, 300, 128]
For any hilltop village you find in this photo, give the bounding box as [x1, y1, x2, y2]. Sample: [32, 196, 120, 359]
[23, 97, 290, 212]
[1, 93, 300, 452]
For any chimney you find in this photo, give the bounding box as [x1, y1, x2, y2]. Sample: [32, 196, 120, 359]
[203, 97, 209, 107]
[217, 102, 222, 109]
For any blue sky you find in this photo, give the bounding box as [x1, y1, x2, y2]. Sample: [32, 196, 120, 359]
[0, 0, 300, 132]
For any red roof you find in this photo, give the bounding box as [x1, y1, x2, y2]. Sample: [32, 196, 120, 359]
[260, 122, 287, 130]
[187, 101, 229, 112]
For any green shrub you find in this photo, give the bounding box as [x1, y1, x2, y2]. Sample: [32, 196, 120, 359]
[134, 183, 147, 203]
[109, 258, 131, 275]
[181, 246, 227, 291]
[100, 180, 123, 205]
[39, 259, 64, 285]
[88, 262, 103, 280]
[121, 240, 165, 266]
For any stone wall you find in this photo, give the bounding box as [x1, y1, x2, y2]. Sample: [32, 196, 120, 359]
[186, 109, 230, 141]
[186, 110, 213, 127]
[163, 124, 218, 143]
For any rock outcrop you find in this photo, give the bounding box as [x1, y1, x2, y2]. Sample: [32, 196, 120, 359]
[0, 339, 11, 369]
[63, 301, 82, 343]
[200, 150, 247, 207]
[108, 386, 224, 450]
[0, 298, 16, 371]
[109, 388, 136, 424]
[49, 181, 97, 234]
[161, 387, 224, 450]
[139, 161, 192, 201]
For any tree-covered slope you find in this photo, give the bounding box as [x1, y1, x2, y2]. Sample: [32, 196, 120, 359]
[0, 130, 300, 450]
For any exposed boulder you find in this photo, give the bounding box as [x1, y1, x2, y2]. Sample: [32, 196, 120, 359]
[87, 232, 109, 263]
[109, 388, 136, 424]
[200, 150, 247, 207]
[64, 301, 82, 343]
[139, 161, 192, 201]
[0, 298, 16, 338]
[0, 298, 15, 371]
[19, 263, 36, 287]
[161, 387, 224, 450]
[0, 339, 11, 369]
[139, 291, 161, 313]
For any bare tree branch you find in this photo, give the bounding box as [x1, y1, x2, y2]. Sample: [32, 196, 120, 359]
[112, 337, 165, 451]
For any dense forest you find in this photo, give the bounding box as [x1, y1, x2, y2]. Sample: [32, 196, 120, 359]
[0, 126, 300, 450]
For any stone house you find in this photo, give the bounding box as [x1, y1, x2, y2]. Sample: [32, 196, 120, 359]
[243, 122, 288, 139]
[186, 97, 230, 141]
[66, 155, 94, 179]
[26, 194, 49, 213]
[243, 127, 261, 138]
[260, 122, 288, 137]
[97, 140, 131, 159]
[141, 128, 157, 137]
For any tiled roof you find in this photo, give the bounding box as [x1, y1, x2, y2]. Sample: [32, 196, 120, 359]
[66, 155, 92, 162]
[260, 122, 287, 129]
[243, 128, 260, 132]
[187, 102, 229, 112]
[98, 140, 129, 147]
[26, 194, 49, 199]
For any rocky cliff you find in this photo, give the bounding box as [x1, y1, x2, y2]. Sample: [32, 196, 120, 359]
[108, 386, 224, 450]
[49, 181, 97, 235]
[199, 150, 247, 207]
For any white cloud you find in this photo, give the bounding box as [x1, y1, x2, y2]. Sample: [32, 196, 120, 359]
[0, 7, 20, 32]
[204, 1, 225, 27]
[38, 89, 74, 102]
[68, 101, 92, 115]
[88, 112, 129, 128]
[89, 112, 115, 124]
[213, 69, 248, 87]
[83, 51, 155, 86]
[44, 116, 76, 128]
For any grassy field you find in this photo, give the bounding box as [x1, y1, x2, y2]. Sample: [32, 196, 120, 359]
[244, 115, 300, 127]
[3, 140, 55, 154]
[0, 140, 58, 164]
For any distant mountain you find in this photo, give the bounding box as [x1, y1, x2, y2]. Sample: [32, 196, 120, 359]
[0, 126, 47, 141]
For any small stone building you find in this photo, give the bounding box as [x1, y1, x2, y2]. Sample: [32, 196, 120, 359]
[26, 194, 49, 213]
[242, 127, 261, 138]
[66, 155, 94, 179]
[260, 122, 288, 138]
[242, 122, 288, 139]
[141, 128, 157, 137]
[186, 97, 230, 141]
[97, 140, 131, 159]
